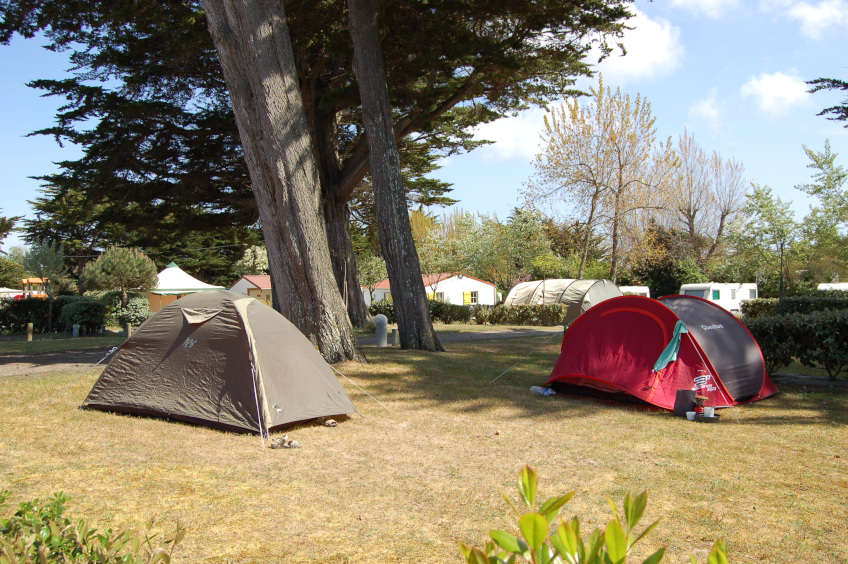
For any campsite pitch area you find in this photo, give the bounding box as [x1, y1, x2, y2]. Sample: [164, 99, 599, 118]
[1, 335, 846, 563]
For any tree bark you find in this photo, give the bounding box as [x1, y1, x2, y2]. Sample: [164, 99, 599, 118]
[310, 100, 371, 327]
[203, 0, 364, 363]
[347, 0, 442, 351]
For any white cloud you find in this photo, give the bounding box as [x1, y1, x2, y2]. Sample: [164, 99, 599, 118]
[469, 107, 548, 162]
[740, 71, 810, 116]
[689, 90, 722, 132]
[593, 7, 684, 83]
[787, 0, 848, 38]
[670, 0, 739, 18]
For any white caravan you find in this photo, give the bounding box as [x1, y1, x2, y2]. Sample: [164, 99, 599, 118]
[818, 283, 848, 291]
[678, 282, 758, 313]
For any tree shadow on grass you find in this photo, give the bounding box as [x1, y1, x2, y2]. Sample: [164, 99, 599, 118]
[341, 336, 848, 426]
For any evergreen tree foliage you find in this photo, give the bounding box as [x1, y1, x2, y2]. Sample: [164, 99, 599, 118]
[808, 77, 848, 126]
[22, 238, 67, 331]
[81, 247, 158, 308]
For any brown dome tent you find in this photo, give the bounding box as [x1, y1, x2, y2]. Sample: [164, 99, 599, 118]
[503, 279, 622, 326]
[83, 290, 356, 434]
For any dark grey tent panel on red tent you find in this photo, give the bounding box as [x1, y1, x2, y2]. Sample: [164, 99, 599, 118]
[83, 290, 356, 433]
[658, 295, 767, 402]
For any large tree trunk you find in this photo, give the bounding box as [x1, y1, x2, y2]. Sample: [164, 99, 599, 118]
[310, 101, 371, 327]
[347, 0, 442, 351]
[203, 0, 364, 363]
[325, 196, 371, 326]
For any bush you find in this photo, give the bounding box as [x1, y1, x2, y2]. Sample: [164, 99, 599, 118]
[472, 305, 492, 325]
[741, 296, 848, 318]
[742, 314, 800, 374]
[487, 304, 569, 326]
[0, 490, 184, 564]
[440, 304, 473, 324]
[0, 297, 49, 334]
[107, 296, 151, 326]
[744, 309, 848, 379]
[368, 299, 395, 323]
[59, 298, 106, 333]
[367, 301, 569, 326]
[460, 466, 728, 564]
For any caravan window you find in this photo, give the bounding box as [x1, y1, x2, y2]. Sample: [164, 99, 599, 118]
[712, 290, 720, 300]
[683, 289, 707, 298]
[750, 289, 757, 299]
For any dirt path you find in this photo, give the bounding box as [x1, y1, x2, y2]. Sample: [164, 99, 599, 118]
[0, 348, 116, 377]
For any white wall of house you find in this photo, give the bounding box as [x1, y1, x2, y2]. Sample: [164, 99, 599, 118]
[362, 275, 498, 306]
[426, 275, 497, 305]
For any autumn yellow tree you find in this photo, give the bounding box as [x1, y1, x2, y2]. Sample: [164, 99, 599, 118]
[528, 77, 678, 281]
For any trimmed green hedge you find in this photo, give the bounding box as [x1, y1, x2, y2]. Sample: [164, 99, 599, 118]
[0, 296, 84, 334]
[488, 304, 569, 326]
[368, 300, 476, 325]
[741, 295, 848, 318]
[743, 310, 848, 380]
[59, 298, 106, 333]
[367, 301, 570, 326]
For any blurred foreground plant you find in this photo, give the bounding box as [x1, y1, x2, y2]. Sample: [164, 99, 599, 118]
[460, 466, 729, 564]
[0, 490, 184, 564]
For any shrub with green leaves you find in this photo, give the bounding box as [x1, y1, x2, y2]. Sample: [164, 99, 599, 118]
[0, 490, 184, 564]
[741, 314, 800, 375]
[368, 299, 396, 323]
[460, 466, 729, 564]
[473, 306, 493, 325]
[488, 305, 569, 326]
[107, 296, 152, 327]
[59, 298, 106, 333]
[744, 309, 848, 379]
[0, 297, 49, 334]
[741, 296, 848, 318]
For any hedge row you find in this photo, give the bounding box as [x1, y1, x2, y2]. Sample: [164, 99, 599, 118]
[474, 304, 568, 326]
[368, 299, 474, 324]
[741, 295, 848, 318]
[367, 301, 569, 326]
[0, 296, 110, 334]
[743, 310, 848, 379]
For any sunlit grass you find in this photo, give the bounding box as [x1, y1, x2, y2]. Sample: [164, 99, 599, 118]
[1, 335, 846, 563]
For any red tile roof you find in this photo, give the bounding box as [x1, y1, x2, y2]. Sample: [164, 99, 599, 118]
[372, 273, 495, 290]
[240, 274, 272, 289]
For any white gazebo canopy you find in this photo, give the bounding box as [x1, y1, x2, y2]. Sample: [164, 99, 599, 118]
[151, 262, 225, 295]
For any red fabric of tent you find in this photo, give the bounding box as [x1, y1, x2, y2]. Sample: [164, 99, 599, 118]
[544, 295, 778, 410]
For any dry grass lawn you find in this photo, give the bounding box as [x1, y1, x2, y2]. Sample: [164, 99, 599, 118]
[1, 335, 846, 563]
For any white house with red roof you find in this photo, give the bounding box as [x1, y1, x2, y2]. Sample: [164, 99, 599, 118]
[364, 273, 498, 306]
[229, 274, 273, 305]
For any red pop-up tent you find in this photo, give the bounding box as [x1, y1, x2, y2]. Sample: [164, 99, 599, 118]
[544, 295, 778, 410]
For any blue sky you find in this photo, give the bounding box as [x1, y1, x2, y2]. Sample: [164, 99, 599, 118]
[1, 0, 847, 252]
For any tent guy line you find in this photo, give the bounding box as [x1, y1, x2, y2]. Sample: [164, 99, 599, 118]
[38, 346, 119, 410]
[487, 331, 560, 386]
[330, 364, 387, 413]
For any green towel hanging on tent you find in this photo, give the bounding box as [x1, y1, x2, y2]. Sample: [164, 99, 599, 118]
[653, 320, 688, 372]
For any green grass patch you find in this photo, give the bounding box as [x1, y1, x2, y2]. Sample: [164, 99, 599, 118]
[1, 334, 846, 563]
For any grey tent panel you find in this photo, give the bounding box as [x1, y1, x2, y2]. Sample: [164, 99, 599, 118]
[659, 295, 766, 402]
[83, 290, 355, 433]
